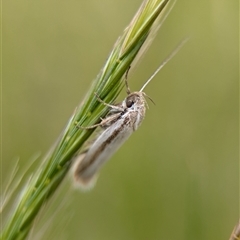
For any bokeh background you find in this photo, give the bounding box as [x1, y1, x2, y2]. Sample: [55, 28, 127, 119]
[2, 0, 238, 239]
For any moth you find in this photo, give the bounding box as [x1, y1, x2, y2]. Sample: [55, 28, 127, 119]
[73, 39, 187, 189]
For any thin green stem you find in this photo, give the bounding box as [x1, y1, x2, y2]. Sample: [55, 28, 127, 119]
[1, 0, 171, 239]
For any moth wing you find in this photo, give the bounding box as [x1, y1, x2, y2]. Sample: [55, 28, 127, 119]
[72, 152, 99, 190]
[73, 116, 134, 189]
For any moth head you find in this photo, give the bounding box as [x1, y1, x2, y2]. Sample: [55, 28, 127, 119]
[124, 92, 145, 109]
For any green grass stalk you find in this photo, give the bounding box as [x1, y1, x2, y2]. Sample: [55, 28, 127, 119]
[1, 0, 171, 239]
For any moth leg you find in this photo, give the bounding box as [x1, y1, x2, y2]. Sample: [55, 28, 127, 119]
[76, 92, 124, 130]
[142, 92, 155, 106]
[76, 122, 104, 129]
[94, 92, 124, 112]
[125, 65, 131, 95]
[101, 112, 122, 128]
[76, 112, 122, 130]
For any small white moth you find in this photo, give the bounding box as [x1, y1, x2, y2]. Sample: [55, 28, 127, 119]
[73, 40, 188, 189]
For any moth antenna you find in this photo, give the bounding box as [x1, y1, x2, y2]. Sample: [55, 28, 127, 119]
[125, 66, 131, 94]
[140, 37, 190, 92]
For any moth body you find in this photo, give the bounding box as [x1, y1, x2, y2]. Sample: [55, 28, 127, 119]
[73, 92, 146, 188]
[73, 39, 187, 189]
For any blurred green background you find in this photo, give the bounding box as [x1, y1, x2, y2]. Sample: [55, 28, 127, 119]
[2, 0, 238, 239]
